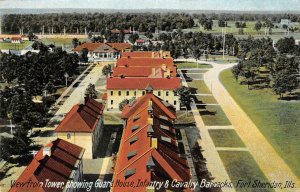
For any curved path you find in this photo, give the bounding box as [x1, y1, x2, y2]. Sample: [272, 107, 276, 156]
[203, 62, 300, 191]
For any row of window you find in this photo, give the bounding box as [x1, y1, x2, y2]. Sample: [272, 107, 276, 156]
[110, 100, 176, 106]
[110, 90, 171, 97]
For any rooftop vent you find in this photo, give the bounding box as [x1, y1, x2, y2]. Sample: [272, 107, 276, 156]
[147, 124, 154, 136]
[146, 156, 155, 171]
[131, 125, 139, 132]
[127, 150, 137, 159]
[129, 136, 138, 145]
[43, 146, 51, 156]
[133, 115, 140, 121]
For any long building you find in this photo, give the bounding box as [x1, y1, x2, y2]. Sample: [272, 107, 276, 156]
[116, 57, 174, 68]
[10, 139, 85, 192]
[55, 98, 105, 159]
[106, 77, 181, 110]
[121, 51, 171, 58]
[111, 92, 191, 192]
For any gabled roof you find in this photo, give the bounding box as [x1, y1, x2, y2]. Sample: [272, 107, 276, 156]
[55, 98, 104, 133]
[106, 77, 181, 90]
[10, 139, 84, 192]
[73, 42, 132, 52]
[112, 93, 190, 192]
[116, 57, 174, 68]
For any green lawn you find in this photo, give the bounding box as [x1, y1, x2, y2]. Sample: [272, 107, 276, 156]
[199, 105, 231, 126]
[176, 62, 212, 69]
[188, 80, 211, 94]
[195, 95, 217, 104]
[0, 41, 32, 50]
[220, 69, 300, 177]
[185, 73, 204, 79]
[219, 151, 274, 192]
[209, 129, 245, 148]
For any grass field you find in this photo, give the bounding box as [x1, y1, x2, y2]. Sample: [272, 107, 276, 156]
[188, 80, 211, 94]
[195, 95, 217, 104]
[176, 62, 212, 69]
[40, 38, 89, 50]
[0, 41, 32, 50]
[219, 151, 274, 192]
[176, 110, 195, 124]
[209, 129, 245, 148]
[198, 105, 231, 126]
[220, 69, 300, 177]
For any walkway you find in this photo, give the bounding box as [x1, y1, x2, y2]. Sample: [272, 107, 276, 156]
[203, 63, 300, 190]
[178, 70, 234, 192]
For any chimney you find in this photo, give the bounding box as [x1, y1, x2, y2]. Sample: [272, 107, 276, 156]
[152, 52, 155, 58]
[166, 69, 170, 77]
[162, 64, 166, 71]
[148, 117, 153, 125]
[152, 68, 156, 76]
[151, 138, 158, 149]
[43, 147, 51, 156]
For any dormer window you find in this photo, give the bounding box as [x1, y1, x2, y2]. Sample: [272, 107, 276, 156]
[159, 115, 168, 121]
[160, 125, 169, 131]
[124, 168, 136, 178]
[146, 156, 155, 171]
[129, 137, 138, 145]
[161, 136, 172, 143]
[131, 125, 139, 132]
[133, 115, 140, 121]
[127, 150, 137, 159]
[147, 124, 154, 136]
[148, 105, 153, 115]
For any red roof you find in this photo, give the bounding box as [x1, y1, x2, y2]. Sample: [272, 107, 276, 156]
[10, 139, 84, 192]
[111, 29, 132, 34]
[135, 39, 145, 43]
[102, 93, 108, 100]
[112, 67, 153, 77]
[106, 77, 181, 90]
[11, 37, 22, 41]
[116, 57, 174, 68]
[121, 51, 171, 58]
[55, 98, 104, 133]
[73, 42, 132, 52]
[112, 93, 191, 192]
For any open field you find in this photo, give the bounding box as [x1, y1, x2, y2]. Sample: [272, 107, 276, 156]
[220, 69, 300, 177]
[209, 129, 245, 148]
[0, 41, 32, 50]
[183, 20, 300, 41]
[198, 105, 231, 126]
[219, 151, 274, 192]
[176, 62, 212, 69]
[39, 38, 89, 49]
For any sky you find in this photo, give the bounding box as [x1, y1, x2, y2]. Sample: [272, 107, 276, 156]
[0, 0, 300, 11]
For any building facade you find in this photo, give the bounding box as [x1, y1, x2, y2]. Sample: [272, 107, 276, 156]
[55, 98, 105, 159]
[106, 77, 181, 110]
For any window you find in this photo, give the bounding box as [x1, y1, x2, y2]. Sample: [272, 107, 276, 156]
[110, 91, 113, 96]
[166, 91, 169, 96]
[174, 101, 177, 105]
[142, 91, 145, 95]
[158, 91, 161, 96]
[129, 137, 138, 144]
[67, 133, 71, 139]
[161, 136, 172, 143]
[131, 125, 139, 132]
[127, 151, 137, 159]
[124, 168, 136, 178]
[111, 100, 114, 105]
[118, 91, 121, 96]
[134, 91, 136, 96]
[166, 100, 169, 103]
[126, 91, 129, 96]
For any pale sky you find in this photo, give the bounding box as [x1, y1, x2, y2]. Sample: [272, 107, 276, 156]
[0, 0, 300, 11]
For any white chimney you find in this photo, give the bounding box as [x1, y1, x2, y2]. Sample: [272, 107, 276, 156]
[43, 147, 51, 156]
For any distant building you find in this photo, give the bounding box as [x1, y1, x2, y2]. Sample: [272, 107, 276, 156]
[10, 138, 85, 192]
[11, 37, 22, 44]
[280, 19, 291, 27]
[21, 35, 29, 41]
[111, 29, 132, 34]
[55, 98, 105, 159]
[73, 42, 132, 61]
[121, 51, 171, 58]
[111, 92, 191, 192]
[106, 77, 181, 110]
[112, 66, 177, 78]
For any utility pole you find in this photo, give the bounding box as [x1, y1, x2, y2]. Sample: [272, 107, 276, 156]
[223, 26, 226, 59]
[0, 16, 2, 34]
[64, 72, 69, 87]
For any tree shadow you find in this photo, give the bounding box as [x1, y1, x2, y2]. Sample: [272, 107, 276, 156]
[280, 92, 300, 101]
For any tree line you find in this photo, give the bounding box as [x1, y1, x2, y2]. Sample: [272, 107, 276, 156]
[1, 13, 194, 34]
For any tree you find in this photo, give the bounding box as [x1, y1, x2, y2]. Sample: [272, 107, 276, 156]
[85, 83, 97, 99]
[273, 70, 298, 99]
[175, 86, 192, 115]
[254, 21, 262, 33]
[81, 48, 89, 62]
[72, 38, 79, 48]
[119, 99, 129, 111]
[102, 65, 112, 77]
[128, 34, 139, 44]
[231, 64, 242, 81]
[218, 19, 226, 27]
[203, 19, 213, 30]
[276, 37, 295, 54]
